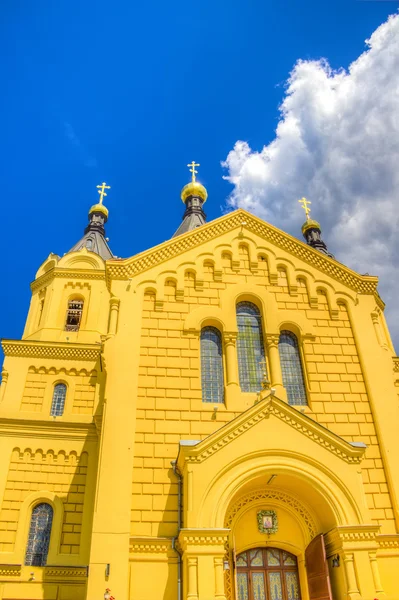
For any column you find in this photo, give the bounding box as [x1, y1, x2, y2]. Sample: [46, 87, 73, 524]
[223, 332, 240, 404]
[187, 557, 199, 600]
[108, 297, 120, 336]
[0, 370, 8, 403]
[369, 552, 385, 596]
[214, 557, 227, 600]
[265, 333, 286, 400]
[343, 553, 361, 599]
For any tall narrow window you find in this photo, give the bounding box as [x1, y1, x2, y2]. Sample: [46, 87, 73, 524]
[279, 331, 307, 405]
[50, 383, 67, 416]
[25, 503, 53, 566]
[65, 299, 84, 331]
[236, 302, 265, 392]
[200, 327, 224, 403]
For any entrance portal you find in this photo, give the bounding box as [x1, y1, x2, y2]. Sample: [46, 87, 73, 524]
[236, 548, 301, 600]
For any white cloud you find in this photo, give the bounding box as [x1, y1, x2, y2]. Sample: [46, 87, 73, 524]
[222, 13, 399, 351]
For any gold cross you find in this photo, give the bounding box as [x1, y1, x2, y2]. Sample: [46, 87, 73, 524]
[298, 197, 311, 219]
[97, 182, 111, 205]
[187, 161, 200, 183]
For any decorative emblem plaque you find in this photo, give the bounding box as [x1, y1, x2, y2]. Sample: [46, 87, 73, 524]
[257, 510, 278, 534]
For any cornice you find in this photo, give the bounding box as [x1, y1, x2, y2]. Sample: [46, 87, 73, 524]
[377, 535, 399, 549]
[31, 267, 106, 292]
[105, 209, 378, 296]
[2, 339, 101, 361]
[0, 418, 98, 441]
[0, 564, 21, 577]
[325, 525, 380, 555]
[178, 529, 230, 551]
[130, 537, 173, 554]
[45, 565, 88, 578]
[178, 395, 366, 466]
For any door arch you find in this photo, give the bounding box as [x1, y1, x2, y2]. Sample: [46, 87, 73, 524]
[236, 547, 301, 600]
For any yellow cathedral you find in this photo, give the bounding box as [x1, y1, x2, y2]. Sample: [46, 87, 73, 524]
[0, 165, 398, 600]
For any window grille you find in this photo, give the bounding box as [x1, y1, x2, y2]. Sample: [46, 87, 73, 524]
[25, 503, 53, 566]
[200, 327, 224, 403]
[50, 383, 67, 416]
[236, 302, 266, 392]
[65, 299, 83, 331]
[279, 331, 307, 405]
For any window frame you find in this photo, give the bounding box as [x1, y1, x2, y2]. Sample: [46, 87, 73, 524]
[64, 297, 84, 332]
[200, 326, 225, 404]
[278, 329, 308, 406]
[24, 502, 54, 567]
[50, 381, 67, 417]
[236, 301, 267, 393]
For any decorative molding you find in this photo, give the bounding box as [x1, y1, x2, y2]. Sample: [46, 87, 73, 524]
[178, 395, 366, 466]
[178, 529, 230, 552]
[130, 537, 172, 554]
[393, 357, 399, 373]
[265, 333, 280, 349]
[0, 420, 97, 441]
[31, 268, 105, 292]
[45, 565, 88, 578]
[106, 210, 378, 297]
[325, 525, 380, 556]
[224, 488, 316, 540]
[2, 340, 101, 361]
[377, 534, 399, 549]
[27, 365, 97, 377]
[0, 564, 21, 577]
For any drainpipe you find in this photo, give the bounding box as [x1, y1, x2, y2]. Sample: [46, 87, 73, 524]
[171, 460, 182, 600]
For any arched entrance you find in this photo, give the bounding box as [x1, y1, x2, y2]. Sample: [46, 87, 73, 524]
[236, 547, 300, 600]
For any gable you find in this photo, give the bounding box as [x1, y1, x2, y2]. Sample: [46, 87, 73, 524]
[177, 394, 366, 468]
[106, 209, 378, 300]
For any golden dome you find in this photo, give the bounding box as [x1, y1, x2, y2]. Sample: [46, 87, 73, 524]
[89, 203, 109, 219]
[302, 218, 321, 234]
[181, 181, 208, 204]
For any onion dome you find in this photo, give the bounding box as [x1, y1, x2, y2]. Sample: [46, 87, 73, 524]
[68, 182, 114, 260]
[298, 198, 334, 259]
[173, 162, 208, 238]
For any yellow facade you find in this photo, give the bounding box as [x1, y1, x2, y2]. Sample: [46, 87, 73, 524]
[0, 204, 399, 600]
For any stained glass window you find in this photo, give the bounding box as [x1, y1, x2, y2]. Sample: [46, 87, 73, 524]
[279, 331, 307, 405]
[236, 302, 266, 392]
[200, 327, 224, 403]
[25, 503, 53, 566]
[50, 383, 67, 416]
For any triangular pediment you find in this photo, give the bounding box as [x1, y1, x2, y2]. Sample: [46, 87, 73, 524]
[106, 209, 378, 296]
[177, 394, 366, 468]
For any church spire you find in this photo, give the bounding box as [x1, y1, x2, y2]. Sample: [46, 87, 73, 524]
[68, 182, 114, 260]
[172, 161, 208, 237]
[298, 197, 335, 259]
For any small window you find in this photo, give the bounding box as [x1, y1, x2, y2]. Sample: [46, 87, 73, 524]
[279, 331, 307, 405]
[50, 383, 67, 416]
[65, 299, 84, 332]
[200, 327, 224, 403]
[86, 239, 93, 250]
[236, 302, 266, 392]
[25, 503, 53, 566]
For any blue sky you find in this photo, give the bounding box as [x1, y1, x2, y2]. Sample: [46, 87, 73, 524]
[1, 0, 397, 352]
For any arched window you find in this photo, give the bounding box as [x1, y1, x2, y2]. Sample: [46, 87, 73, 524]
[236, 302, 266, 392]
[86, 238, 93, 250]
[278, 331, 307, 405]
[65, 299, 84, 331]
[25, 503, 53, 566]
[200, 327, 224, 403]
[50, 383, 67, 416]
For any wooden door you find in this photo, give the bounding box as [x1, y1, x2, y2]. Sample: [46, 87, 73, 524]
[236, 547, 301, 600]
[305, 534, 333, 600]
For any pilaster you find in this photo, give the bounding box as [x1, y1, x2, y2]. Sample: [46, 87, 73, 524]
[178, 529, 230, 600]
